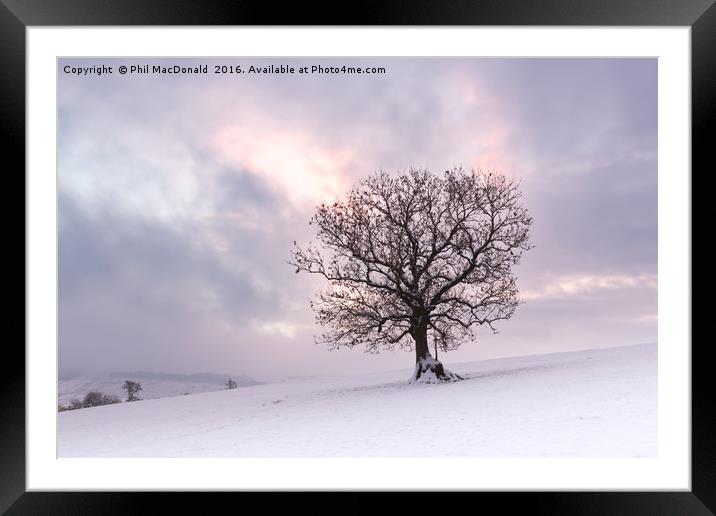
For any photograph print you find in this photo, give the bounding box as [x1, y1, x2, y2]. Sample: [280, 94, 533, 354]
[57, 57, 657, 458]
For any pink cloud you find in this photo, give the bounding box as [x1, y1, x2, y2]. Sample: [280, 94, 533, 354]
[212, 124, 354, 209]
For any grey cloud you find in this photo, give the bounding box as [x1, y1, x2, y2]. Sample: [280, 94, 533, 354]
[473, 59, 657, 161]
[523, 155, 657, 279]
[58, 191, 285, 373]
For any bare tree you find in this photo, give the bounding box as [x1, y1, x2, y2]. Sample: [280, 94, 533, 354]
[290, 167, 533, 382]
[122, 380, 143, 402]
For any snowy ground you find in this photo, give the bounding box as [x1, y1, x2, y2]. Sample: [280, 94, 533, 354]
[57, 343, 656, 458]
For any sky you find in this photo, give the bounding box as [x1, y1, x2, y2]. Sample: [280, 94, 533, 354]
[58, 58, 657, 379]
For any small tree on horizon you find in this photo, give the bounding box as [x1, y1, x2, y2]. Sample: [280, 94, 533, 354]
[122, 380, 143, 402]
[225, 378, 237, 390]
[290, 167, 533, 383]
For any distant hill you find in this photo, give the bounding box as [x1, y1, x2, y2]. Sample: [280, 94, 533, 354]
[58, 371, 260, 406]
[107, 371, 259, 385]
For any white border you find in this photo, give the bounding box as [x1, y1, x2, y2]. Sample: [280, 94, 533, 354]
[27, 27, 691, 490]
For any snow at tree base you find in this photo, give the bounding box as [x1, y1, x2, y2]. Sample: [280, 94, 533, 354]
[58, 343, 656, 458]
[410, 355, 463, 384]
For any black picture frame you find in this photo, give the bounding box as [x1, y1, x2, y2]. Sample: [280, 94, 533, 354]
[3, 1, 710, 513]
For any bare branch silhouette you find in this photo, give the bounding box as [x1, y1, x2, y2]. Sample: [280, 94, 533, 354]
[290, 167, 533, 382]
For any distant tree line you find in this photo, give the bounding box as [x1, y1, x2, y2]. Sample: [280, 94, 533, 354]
[58, 380, 143, 411]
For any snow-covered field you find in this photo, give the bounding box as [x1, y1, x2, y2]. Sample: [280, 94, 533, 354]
[57, 343, 656, 458]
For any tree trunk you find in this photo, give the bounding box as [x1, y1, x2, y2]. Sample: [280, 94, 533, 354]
[409, 324, 462, 383]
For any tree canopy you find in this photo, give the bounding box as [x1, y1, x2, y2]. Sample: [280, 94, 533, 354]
[290, 167, 532, 381]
